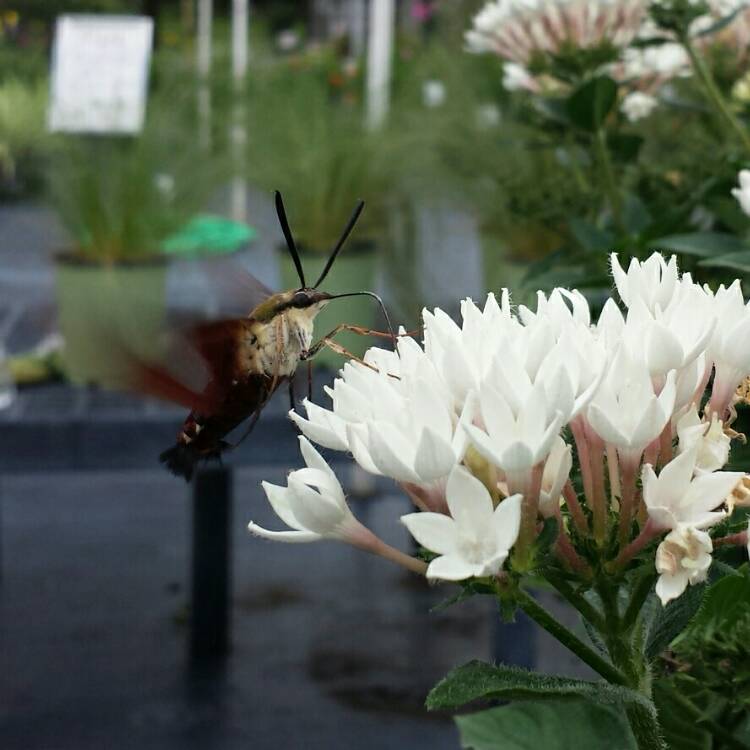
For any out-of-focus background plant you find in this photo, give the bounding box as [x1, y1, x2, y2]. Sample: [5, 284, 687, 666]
[457, 0, 750, 300]
[0, 77, 50, 198]
[7, 0, 750, 302]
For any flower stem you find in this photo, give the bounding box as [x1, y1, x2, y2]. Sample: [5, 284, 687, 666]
[594, 128, 626, 234]
[713, 530, 749, 548]
[681, 33, 750, 156]
[607, 443, 621, 504]
[370, 538, 428, 575]
[554, 522, 593, 578]
[625, 703, 668, 750]
[513, 463, 544, 571]
[612, 519, 662, 571]
[571, 419, 596, 531]
[563, 480, 590, 536]
[545, 570, 603, 629]
[618, 459, 638, 547]
[657, 424, 673, 469]
[589, 436, 608, 545]
[622, 571, 657, 631]
[513, 587, 628, 686]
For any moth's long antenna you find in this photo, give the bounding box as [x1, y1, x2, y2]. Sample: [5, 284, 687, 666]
[274, 191, 306, 288]
[328, 291, 396, 345]
[313, 200, 365, 289]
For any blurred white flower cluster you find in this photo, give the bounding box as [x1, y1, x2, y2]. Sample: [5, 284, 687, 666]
[466, 0, 750, 121]
[250, 252, 750, 606]
[693, 0, 750, 62]
[464, 0, 646, 68]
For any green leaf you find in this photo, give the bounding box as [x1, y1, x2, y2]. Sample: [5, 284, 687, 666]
[567, 76, 618, 131]
[608, 133, 645, 161]
[534, 96, 572, 125]
[455, 700, 638, 750]
[569, 217, 615, 253]
[622, 193, 652, 235]
[425, 660, 653, 715]
[644, 583, 706, 659]
[682, 565, 750, 638]
[652, 682, 712, 750]
[651, 231, 748, 258]
[644, 562, 737, 658]
[643, 584, 706, 660]
[698, 250, 750, 272]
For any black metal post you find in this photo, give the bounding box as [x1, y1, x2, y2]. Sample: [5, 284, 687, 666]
[190, 466, 232, 660]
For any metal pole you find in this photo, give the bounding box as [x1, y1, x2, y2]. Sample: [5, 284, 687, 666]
[366, 0, 395, 130]
[230, 0, 249, 223]
[196, 0, 213, 149]
[190, 466, 232, 659]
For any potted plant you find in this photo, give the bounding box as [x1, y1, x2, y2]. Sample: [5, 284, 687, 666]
[47, 99, 224, 383]
[245, 64, 400, 366]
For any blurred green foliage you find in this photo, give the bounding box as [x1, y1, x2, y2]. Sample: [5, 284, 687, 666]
[4, 0, 750, 293]
[0, 77, 51, 197]
[46, 95, 227, 262]
[243, 55, 401, 251]
[654, 564, 750, 749]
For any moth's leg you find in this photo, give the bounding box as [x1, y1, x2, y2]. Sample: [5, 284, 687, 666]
[302, 324, 407, 376]
[303, 323, 393, 361]
[329, 324, 423, 340]
[307, 360, 313, 402]
[308, 337, 401, 376]
[316, 339, 380, 372]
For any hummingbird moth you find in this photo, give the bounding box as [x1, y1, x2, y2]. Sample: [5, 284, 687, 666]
[125, 191, 392, 481]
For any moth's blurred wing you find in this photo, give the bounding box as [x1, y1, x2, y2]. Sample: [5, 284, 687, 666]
[171, 255, 276, 321]
[125, 318, 253, 413]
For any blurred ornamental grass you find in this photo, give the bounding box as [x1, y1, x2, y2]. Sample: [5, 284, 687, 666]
[46, 96, 227, 264]
[243, 64, 405, 252]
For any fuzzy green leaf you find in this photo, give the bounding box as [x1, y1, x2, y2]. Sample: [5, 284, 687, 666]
[644, 583, 707, 659]
[455, 700, 638, 750]
[681, 566, 750, 639]
[425, 660, 653, 715]
[645, 562, 738, 658]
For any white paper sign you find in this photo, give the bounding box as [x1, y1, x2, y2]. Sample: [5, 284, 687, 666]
[48, 14, 153, 134]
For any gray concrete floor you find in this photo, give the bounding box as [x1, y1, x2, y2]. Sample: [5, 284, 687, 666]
[0, 466, 491, 749]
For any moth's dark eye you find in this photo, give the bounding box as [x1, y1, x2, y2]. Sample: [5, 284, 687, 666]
[292, 291, 309, 307]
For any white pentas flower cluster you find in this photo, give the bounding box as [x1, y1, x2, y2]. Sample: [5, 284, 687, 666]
[250, 252, 750, 606]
